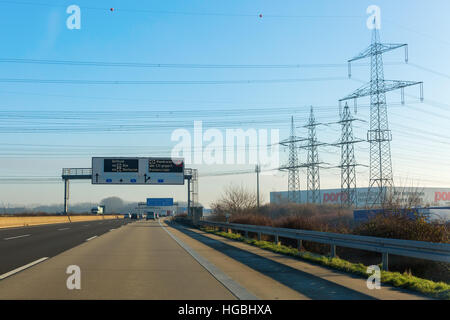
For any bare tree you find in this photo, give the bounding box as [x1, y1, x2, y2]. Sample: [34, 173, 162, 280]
[211, 184, 258, 216]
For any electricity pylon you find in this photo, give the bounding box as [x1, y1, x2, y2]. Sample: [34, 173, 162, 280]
[336, 103, 365, 207]
[339, 24, 423, 207]
[300, 107, 325, 204]
[279, 116, 306, 203]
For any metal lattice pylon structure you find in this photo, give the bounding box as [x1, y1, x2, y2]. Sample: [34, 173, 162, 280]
[184, 168, 198, 217]
[301, 107, 322, 204]
[337, 103, 363, 207]
[340, 23, 423, 207]
[279, 116, 305, 203]
[190, 168, 198, 207]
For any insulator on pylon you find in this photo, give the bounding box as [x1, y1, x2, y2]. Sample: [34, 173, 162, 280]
[405, 45, 409, 63]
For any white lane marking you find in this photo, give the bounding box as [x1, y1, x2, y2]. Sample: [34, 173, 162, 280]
[0, 257, 48, 280]
[86, 235, 97, 241]
[58, 228, 70, 231]
[109, 229, 116, 231]
[84, 225, 90, 227]
[3, 234, 31, 241]
[159, 220, 258, 300]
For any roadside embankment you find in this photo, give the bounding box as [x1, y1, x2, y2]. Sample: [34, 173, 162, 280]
[0, 215, 121, 229]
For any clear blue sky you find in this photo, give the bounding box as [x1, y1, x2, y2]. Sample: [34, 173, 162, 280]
[0, 0, 449, 208]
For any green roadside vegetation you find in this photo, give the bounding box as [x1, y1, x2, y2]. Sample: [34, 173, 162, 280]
[201, 226, 450, 300]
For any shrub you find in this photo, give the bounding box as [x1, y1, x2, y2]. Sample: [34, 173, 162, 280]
[353, 213, 449, 243]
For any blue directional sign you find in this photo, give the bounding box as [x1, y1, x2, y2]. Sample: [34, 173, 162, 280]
[146, 198, 174, 206]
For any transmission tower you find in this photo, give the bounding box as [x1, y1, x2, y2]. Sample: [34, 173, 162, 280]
[279, 116, 305, 203]
[336, 103, 365, 207]
[300, 107, 324, 204]
[340, 23, 423, 207]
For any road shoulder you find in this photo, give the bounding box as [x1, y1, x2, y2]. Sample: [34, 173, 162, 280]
[165, 220, 429, 300]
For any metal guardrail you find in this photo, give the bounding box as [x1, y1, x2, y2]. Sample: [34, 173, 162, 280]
[199, 220, 450, 271]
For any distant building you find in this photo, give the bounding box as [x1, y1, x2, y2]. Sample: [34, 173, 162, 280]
[270, 187, 450, 208]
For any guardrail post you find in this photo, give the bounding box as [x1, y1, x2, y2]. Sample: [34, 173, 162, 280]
[382, 252, 389, 271]
[257, 232, 261, 241]
[275, 235, 280, 246]
[330, 244, 337, 258]
[297, 239, 303, 251]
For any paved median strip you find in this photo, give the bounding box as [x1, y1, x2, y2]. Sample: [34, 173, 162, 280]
[0, 257, 48, 280]
[159, 220, 258, 300]
[3, 234, 31, 241]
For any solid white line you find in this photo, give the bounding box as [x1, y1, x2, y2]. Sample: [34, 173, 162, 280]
[159, 220, 258, 300]
[86, 235, 97, 241]
[57, 228, 70, 231]
[0, 257, 48, 280]
[3, 234, 31, 241]
[109, 229, 116, 231]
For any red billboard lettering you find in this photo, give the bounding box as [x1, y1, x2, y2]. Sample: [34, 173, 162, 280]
[323, 192, 347, 203]
[435, 192, 450, 202]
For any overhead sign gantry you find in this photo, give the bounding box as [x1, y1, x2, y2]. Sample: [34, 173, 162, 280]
[91, 157, 184, 185]
[61, 157, 194, 215]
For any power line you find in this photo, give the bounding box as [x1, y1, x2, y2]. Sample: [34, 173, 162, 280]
[0, 1, 364, 19]
[0, 58, 383, 69]
[408, 62, 450, 81]
[0, 77, 347, 85]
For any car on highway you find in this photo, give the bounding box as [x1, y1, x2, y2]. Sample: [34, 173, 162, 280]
[146, 212, 158, 220]
[130, 213, 138, 220]
[123, 213, 131, 219]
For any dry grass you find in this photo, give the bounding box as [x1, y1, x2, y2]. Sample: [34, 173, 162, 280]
[353, 213, 449, 243]
[0, 215, 121, 229]
[203, 227, 450, 300]
[208, 203, 449, 283]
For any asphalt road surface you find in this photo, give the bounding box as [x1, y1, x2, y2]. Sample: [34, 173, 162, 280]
[0, 219, 239, 299]
[0, 219, 427, 300]
[0, 218, 129, 275]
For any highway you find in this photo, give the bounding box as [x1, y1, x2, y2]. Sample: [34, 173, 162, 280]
[0, 219, 129, 276]
[0, 218, 428, 300]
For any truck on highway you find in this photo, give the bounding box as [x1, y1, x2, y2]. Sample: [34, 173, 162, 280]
[91, 206, 105, 214]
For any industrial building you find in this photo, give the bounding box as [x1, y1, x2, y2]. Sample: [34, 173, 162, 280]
[270, 187, 450, 208]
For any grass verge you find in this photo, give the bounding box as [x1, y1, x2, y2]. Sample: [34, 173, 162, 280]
[200, 226, 450, 300]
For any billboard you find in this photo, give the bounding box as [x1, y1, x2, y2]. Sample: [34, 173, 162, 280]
[147, 198, 174, 206]
[270, 187, 450, 208]
[92, 157, 184, 185]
